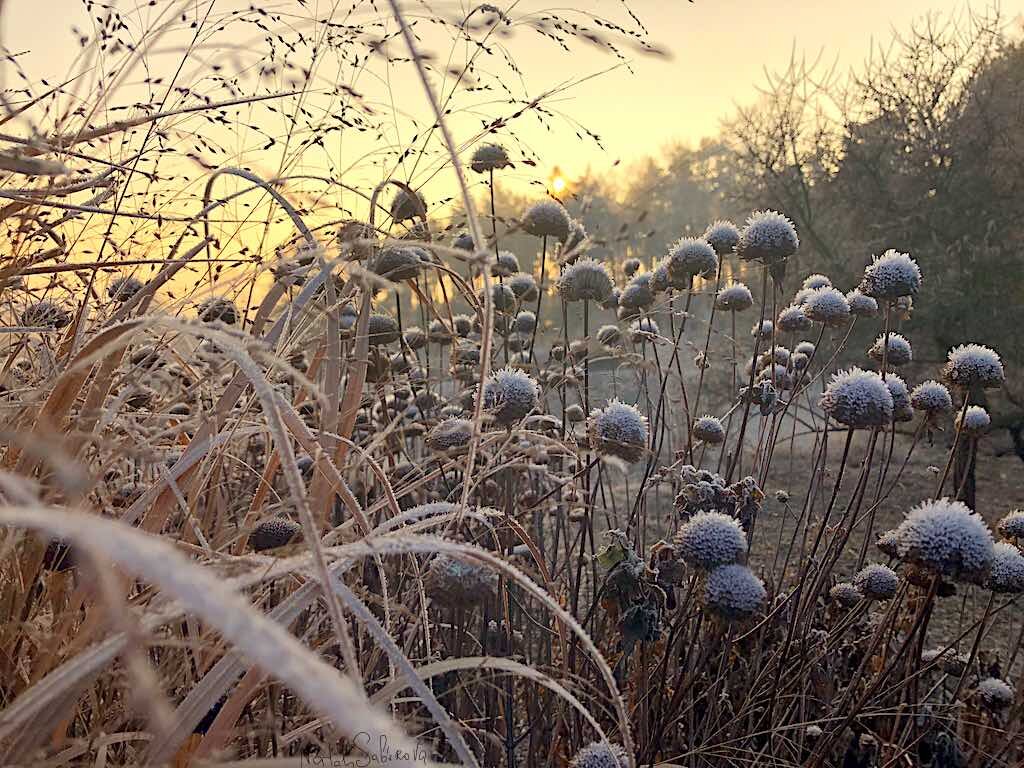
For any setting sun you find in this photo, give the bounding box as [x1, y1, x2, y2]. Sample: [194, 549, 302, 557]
[550, 167, 568, 194]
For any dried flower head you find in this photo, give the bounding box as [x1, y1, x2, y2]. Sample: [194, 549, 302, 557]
[955, 405, 990, 438]
[513, 310, 537, 335]
[470, 143, 511, 173]
[522, 199, 571, 241]
[372, 246, 423, 281]
[794, 341, 816, 356]
[801, 274, 831, 291]
[942, 344, 1004, 390]
[403, 326, 427, 350]
[996, 510, 1024, 540]
[704, 564, 767, 621]
[588, 399, 649, 463]
[674, 512, 747, 570]
[250, 518, 302, 552]
[803, 287, 851, 327]
[425, 554, 498, 608]
[668, 237, 718, 281]
[482, 368, 539, 425]
[569, 741, 628, 768]
[21, 300, 72, 329]
[198, 297, 240, 325]
[619, 273, 655, 310]
[885, 374, 914, 422]
[715, 283, 754, 312]
[108, 276, 144, 302]
[891, 498, 994, 582]
[704, 220, 740, 256]
[390, 188, 426, 222]
[367, 314, 401, 345]
[425, 418, 474, 453]
[986, 542, 1024, 593]
[597, 324, 622, 347]
[853, 563, 899, 600]
[564, 219, 588, 255]
[452, 231, 476, 252]
[829, 582, 862, 608]
[868, 333, 912, 368]
[737, 210, 799, 263]
[976, 678, 1014, 710]
[427, 319, 452, 345]
[776, 305, 811, 333]
[910, 380, 953, 416]
[623, 258, 641, 277]
[557, 258, 614, 302]
[751, 319, 774, 339]
[859, 249, 921, 300]
[820, 368, 894, 428]
[692, 415, 726, 444]
[507, 272, 539, 302]
[846, 289, 879, 318]
[629, 317, 659, 343]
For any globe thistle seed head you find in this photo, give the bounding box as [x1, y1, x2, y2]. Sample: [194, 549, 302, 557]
[470, 143, 511, 173]
[956, 405, 991, 438]
[892, 498, 994, 582]
[623, 257, 642, 277]
[986, 542, 1024, 594]
[507, 272, 539, 302]
[942, 344, 1004, 390]
[601, 287, 622, 311]
[829, 582, 862, 608]
[557, 258, 614, 302]
[997, 510, 1024, 540]
[668, 237, 718, 281]
[452, 231, 476, 252]
[619, 273, 655, 310]
[425, 554, 498, 608]
[853, 563, 899, 600]
[108, 276, 144, 302]
[911, 380, 953, 416]
[757, 363, 793, 391]
[250, 518, 302, 552]
[372, 246, 423, 281]
[367, 314, 400, 345]
[868, 333, 913, 368]
[427, 319, 452, 345]
[859, 249, 921, 300]
[482, 367, 539, 425]
[425, 418, 474, 453]
[803, 287, 851, 327]
[21, 300, 72, 329]
[650, 262, 671, 293]
[198, 297, 240, 325]
[629, 317, 659, 343]
[790, 351, 809, 371]
[704, 564, 767, 621]
[692, 415, 726, 445]
[482, 283, 516, 313]
[596, 324, 622, 347]
[513, 310, 537, 335]
[976, 678, 1014, 710]
[820, 367, 894, 428]
[564, 219, 588, 255]
[801, 273, 832, 291]
[794, 341, 816, 356]
[776, 305, 811, 333]
[737, 210, 799, 263]
[792, 287, 817, 306]
[846, 289, 879, 318]
[492, 250, 520, 277]
[885, 374, 914, 422]
[704, 219, 740, 256]
[390, 188, 426, 222]
[403, 326, 427, 350]
[569, 741, 628, 768]
[876, 529, 901, 558]
[674, 511, 747, 569]
[522, 199, 571, 241]
[751, 319, 774, 339]
[715, 283, 754, 312]
[450, 314, 474, 338]
[588, 399, 648, 463]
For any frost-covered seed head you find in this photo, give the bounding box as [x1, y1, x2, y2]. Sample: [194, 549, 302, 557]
[668, 237, 718, 281]
[859, 249, 921, 300]
[557, 258, 614, 302]
[619, 273, 655, 310]
[737, 210, 799, 263]
[885, 374, 914, 422]
[892, 498, 995, 582]
[997, 510, 1024, 540]
[801, 274, 831, 291]
[425, 418, 474, 453]
[846, 289, 879, 318]
[956, 406, 990, 438]
[596, 324, 622, 347]
[482, 368, 539, 425]
[372, 246, 423, 281]
[565, 404, 586, 423]
[564, 219, 588, 255]
[513, 311, 537, 335]
[674, 512, 747, 569]
[986, 542, 1024, 594]
[250, 518, 302, 552]
[588, 399, 649, 463]
[803, 287, 851, 327]
[451, 314, 474, 337]
[629, 317, 659, 343]
[367, 314, 401, 345]
[820, 368, 894, 428]
[790, 352, 809, 371]
[650, 262, 671, 293]
[704, 564, 767, 621]
[623, 258, 641, 277]
[757, 346, 791, 368]
[793, 287, 816, 306]
[507, 272, 539, 302]
[492, 250, 520, 277]
[470, 143, 511, 173]
[569, 741, 628, 768]
[911, 380, 953, 416]
[403, 326, 427, 350]
[794, 341, 816, 356]
[198, 297, 240, 325]
[853, 564, 899, 600]
[704, 220, 740, 256]
[428, 319, 452, 345]
[868, 333, 912, 367]
[390, 188, 426, 222]
[692, 415, 726, 445]
[751, 320, 774, 339]
[942, 344, 1005, 390]
[108, 276, 144, 302]
[876, 529, 901, 558]
[776, 305, 811, 333]
[715, 283, 753, 312]
[829, 582, 862, 608]
[426, 554, 498, 608]
[976, 678, 1014, 710]
[21, 300, 71, 329]
[452, 231, 476, 252]
[522, 200, 571, 241]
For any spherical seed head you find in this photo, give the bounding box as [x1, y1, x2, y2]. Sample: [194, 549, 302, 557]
[492, 250, 520, 277]
[623, 257, 642, 277]
[513, 310, 537, 335]
[986, 542, 1024, 593]
[794, 341, 816, 356]
[21, 300, 71, 329]
[910, 380, 953, 416]
[404, 326, 427, 350]
[451, 314, 474, 338]
[425, 418, 474, 453]
[942, 344, 1005, 390]
[976, 678, 1015, 710]
[619, 273, 655, 310]
[564, 219, 588, 254]
[876, 529, 901, 558]
[854, 563, 899, 600]
[801, 273, 832, 291]
[704, 219, 740, 256]
[470, 143, 511, 173]
[956, 405, 991, 437]
[482, 283, 516, 313]
[569, 741, 628, 768]
[792, 287, 817, 306]
[737, 210, 799, 263]
[693, 415, 726, 444]
[650, 261, 671, 293]
[751, 319, 774, 339]
[427, 319, 452, 345]
[803, 287, 851, 327]
[602, 287, 622, 311]
[522, 199, 571, 241]
[757, 345, 791, 368]
[596, 324, 622, 347]
[892, 498, 994, 582]
[108, 276, 144, 302]
[372, 246, 423, 281]
[557, 258, 614, 302]
[588, 399, 648, 463]
[250, 518, 301, 552]
[829, 582, 862, 608]
[367, 314, 400, 345]
[859, 249, 921, 300]
[704, 564, 767, 621]
[885, 374, 914, 422]
[715, 283, 754, 312]
[452, 231, 476, 251]
[820, 367, 894, 428]
[790, 351, 809, 371]
[674, 511, 747, 569]
[757, 363, 793, 391]
[868, 333, 913, 367]
[629, 317, 659, 343]
[506, 272, 539, 304]
[776, 305, 811, 333]
[846, 289, 879, 318]
[668, 237, 718, 281]
[425, 554, 498, 608]
[482, 367, 539, 425]
[390, 188, 426, 222]
[997, 510, 1024, 540]
[198, 297, 240, 325]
